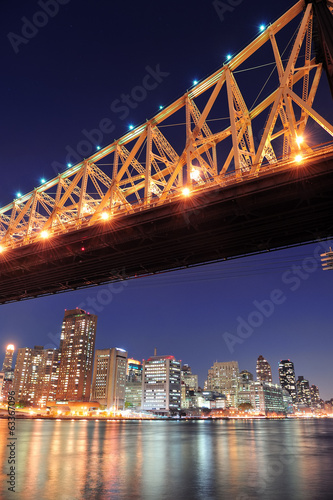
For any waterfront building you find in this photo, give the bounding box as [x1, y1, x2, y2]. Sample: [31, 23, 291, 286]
[1, 344, 15, 372]
[296, 376, 312, 407]
[141, 354, 181, 414]
[12, 346, 59, 406]
[125, 358, 143, 410]
[56, 309, 97, 402]
[205, 361, 239, 407]
[91, 348, 128, 410]
[278, 359, 297, 404]
[250, 381, 285, 415]
[256, 355, 272, 383]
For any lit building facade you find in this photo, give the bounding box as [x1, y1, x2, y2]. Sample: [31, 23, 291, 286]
[91, 348, 128, 410]
[256, 355, 272, 383]
[12, 346, 59, 406]
[56, 309, 97, 402]
[142, 355, 181, 414]
[278, 359, 297, 404]
[125, 358, 142, 410]
[296, 376, 312, 407]
[250, 382, 285, 415]
[310, 384, 322, 409]
[205, 361, 239, 407]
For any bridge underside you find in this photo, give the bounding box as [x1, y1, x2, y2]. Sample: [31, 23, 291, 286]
[0, 156, 333, 303]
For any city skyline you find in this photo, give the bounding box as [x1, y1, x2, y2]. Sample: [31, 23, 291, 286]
[1, 0, 333, 401]
[1, 272, 331, 401]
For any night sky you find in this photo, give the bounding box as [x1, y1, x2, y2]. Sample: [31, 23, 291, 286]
[0, 0, 332, 399]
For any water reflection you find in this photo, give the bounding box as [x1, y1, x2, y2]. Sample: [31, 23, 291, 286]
[1, 419, 333, 499]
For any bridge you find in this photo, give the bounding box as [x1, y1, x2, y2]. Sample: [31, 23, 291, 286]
[1, 0, 333, 303]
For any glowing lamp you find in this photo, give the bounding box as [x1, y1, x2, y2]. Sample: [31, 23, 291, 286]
[295, 154, 303, 163]
[96, 146, 101, 150]
[101, 211, 110, 221]
[193, 80, 198, 85]
[41, 230, 50, 239]
[129, 125, 134, 130]
[226, 54, 232, 61]
[67, 163, 72, 168]
[259, 25, 265, 32]
[7, 344, 14, 351]
[296, 136, 304, 146]
[0, 245, 4, 254]
[182, 187, 191, 197]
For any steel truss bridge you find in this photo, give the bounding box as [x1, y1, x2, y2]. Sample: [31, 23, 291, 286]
[1, 0, 333, 303]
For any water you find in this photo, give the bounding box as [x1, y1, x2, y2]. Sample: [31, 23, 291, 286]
[1, 418, 333, 500]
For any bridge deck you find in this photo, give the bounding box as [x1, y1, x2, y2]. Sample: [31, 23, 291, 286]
[1, 151, 333, 303]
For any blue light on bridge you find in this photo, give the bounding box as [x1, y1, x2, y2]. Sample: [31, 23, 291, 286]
[41, 178, 46, 184]
[159, 105, 163, 110]
[16, 192, 22, 198]
[226, 54, 232, 61]
[193, 80, 198, 85]
[67, 163, 72, 168]
[129, 125, 134, 130]
[259, 24, 266, 32]
[96, 146, 101, 150]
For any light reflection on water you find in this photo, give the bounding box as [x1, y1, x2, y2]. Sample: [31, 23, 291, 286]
[1, 419, 333, 500]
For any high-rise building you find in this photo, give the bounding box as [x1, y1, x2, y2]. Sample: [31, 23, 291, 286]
[205, 361, 239, 407]
[296, 376, 312, 407]
[56, 309, 97, 402]
[278, 360, 297, 404]
[142, 355, 181, 414]
[310, 384, 322, 409]
[12, 346, 60, 406]
[256, 355, 272, 383]
[2, 344, 15, 372]
[125, 358, 143, 410]
[91, 348, 128, 410]
[250, 381, 285, 415]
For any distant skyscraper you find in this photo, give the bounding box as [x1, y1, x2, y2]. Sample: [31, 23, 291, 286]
[91, 348, 128, 410]
[56, 309, 97, 402]
[142, 354, 181, 414]
[310, 384, 322, 409]
[205, 361, 239, 407]
[125, 358, 143, 410]
[296, 376, 312, 407]
[256, 355, 272, 383]
[181, 364, 198, 391]
[238, 371, 253, 406]
[2, 344, 15, 372]
[278, 360, 297, 404]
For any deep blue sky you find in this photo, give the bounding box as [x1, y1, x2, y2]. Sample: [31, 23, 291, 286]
[1, 0, 332, 399]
